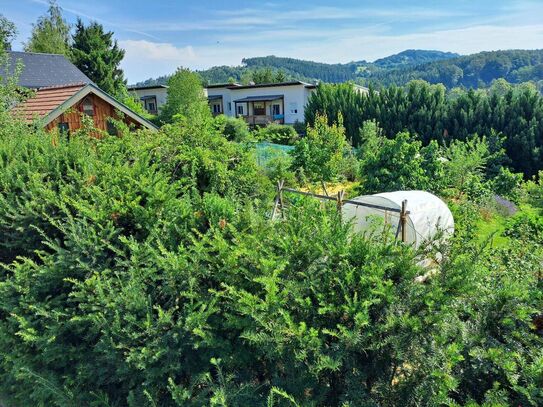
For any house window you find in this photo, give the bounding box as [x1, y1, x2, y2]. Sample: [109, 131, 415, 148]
[142, 96, 157, 114]
[58, 122, 70, 135]
[227, 102, 231, 112]
[253, 102, 265, 116]
[237, 105, 244, 115]
[81, 96, 94, 116]
[212, 103, 221, 114]
[272, 104, 281, 115]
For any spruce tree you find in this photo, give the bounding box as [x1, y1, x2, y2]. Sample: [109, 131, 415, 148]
[24, 0, 71, 55]
[71, 18, 126, 95]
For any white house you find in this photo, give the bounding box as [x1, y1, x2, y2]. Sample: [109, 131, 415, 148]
[128, 84, 168, 115]
[129, 80, 369, 123]
[205, 81, 317, 125]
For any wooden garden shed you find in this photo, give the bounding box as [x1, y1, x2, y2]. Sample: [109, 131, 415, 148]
[12, 83, 157, 134]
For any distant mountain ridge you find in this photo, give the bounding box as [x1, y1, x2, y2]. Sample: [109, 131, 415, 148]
[134, 49, 543, 90]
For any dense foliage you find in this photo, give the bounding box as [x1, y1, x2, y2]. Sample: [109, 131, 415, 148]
[306, 80, 543, 177]
[291, 115, 350, 182]
[242, 56, 356, 83]
[368, 49, 543, 89]
[373, 50, 460, 69]
[159, 68, 208, 124]
[24, 0, 71, 56]
[1, 77, 543, 406]
[0, 14, 17, 51]
[71, 18, 126, 96]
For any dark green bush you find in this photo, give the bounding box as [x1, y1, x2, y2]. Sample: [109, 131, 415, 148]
[255, 123, 299, 145]
[0, 106, 541, 406]
[214, 115, 252, 143]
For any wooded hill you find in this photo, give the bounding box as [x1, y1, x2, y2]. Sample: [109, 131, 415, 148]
[135, 49, 543, 90]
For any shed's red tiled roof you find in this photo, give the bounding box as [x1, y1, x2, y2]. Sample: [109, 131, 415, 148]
[12, 83, 85, 122]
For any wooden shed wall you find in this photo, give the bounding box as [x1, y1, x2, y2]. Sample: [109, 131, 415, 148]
[45, 94, 141, 134]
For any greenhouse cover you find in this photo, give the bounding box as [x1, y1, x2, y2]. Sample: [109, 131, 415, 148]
[342, 190, 454, 248]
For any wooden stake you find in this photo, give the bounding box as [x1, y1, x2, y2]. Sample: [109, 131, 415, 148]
[278, 180, 285, 219]
[321, 180, 329, 197]
[400, 200, 408, 243]
[271, 180, 284, 220]
[337, 190, 345, 221]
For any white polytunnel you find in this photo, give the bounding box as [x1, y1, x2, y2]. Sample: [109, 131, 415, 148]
[342, 190, 454, 248]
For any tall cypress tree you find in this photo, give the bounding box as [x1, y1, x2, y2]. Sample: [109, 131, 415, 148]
[24, 0, 71, 55]
[71, 19, 126, 96]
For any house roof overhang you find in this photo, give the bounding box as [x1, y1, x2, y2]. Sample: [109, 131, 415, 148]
[128, 84, 168, 90]
[233, 95, 284, 103]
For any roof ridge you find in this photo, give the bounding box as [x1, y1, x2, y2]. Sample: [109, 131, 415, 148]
[7, 50, 68, 57]
[37, 83, 87, 90]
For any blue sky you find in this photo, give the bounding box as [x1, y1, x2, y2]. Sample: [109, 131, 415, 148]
[3, 0, 543, 83]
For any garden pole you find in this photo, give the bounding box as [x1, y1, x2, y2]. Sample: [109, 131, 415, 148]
[278, 180, 285, 219]
[337, 190, 345, 221]
[400, 200, 408, 242]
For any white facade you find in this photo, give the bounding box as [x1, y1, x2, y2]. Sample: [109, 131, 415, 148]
[129, 85, 168, 115]
[205, 81, 316, 125]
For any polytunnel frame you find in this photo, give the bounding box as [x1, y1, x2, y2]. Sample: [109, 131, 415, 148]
[271, 180, 411, 242]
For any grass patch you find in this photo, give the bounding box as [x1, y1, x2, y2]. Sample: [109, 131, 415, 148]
[475, 201, 540, 248]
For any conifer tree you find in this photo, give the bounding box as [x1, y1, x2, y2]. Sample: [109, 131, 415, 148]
[71, 18, 126, 95]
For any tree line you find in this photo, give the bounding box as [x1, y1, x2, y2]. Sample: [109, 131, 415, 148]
[305, 79, 543, 177]
[365, 49, 543, 90]
[137, 50, 543, 90]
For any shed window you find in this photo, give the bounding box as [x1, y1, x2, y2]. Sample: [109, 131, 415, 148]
[58, 122, 70, 135]
[81, 96, 94, 116]
[106, 121, 118, 136]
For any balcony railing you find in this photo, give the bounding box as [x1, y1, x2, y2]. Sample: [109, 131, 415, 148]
[241, 115, 284, 126]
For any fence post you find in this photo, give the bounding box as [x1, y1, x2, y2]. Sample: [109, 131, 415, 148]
[279, 180, 285, 219]
[337, 190, 345, 221]
[271, 180, 284, 220]
[400, 200, 408, 242]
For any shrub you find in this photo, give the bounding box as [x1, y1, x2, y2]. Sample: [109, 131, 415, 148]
[493, 167, 524, 203]
[504, 212, 543, 241]
[524, 171, 543, 208]
[254, 123, 299, 145]
[290, 114, 349, 182]
[0, 93, 542, 406]
[214, 115, 252, 143]
[263, 153, 297, 186]
[358, 122, 443, 193]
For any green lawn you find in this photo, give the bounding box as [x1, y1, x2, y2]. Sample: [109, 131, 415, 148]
[475, 202, 540, 248]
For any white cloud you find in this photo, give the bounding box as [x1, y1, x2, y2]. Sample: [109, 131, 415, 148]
[120, 40, 199, 82]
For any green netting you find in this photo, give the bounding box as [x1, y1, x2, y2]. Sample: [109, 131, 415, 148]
[254, 142, 294, 168]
